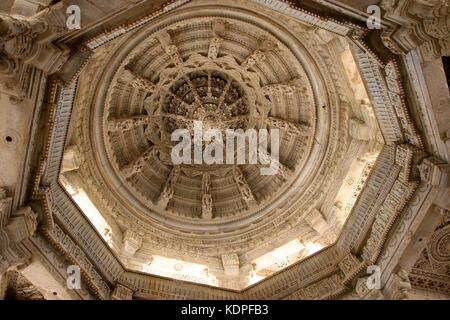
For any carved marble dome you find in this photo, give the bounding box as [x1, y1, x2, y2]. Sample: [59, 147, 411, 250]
[101, 17, 318, 225]
[55, 0, 386, 290]
[1, 0, 449, 302]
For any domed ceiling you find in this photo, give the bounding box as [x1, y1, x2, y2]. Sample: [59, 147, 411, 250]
[102, 17, 317, 226]
[59, 0, 382, 289]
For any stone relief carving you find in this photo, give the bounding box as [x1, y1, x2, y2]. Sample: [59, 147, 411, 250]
[409, 211, 450, 295]
[381, 0, 450, 60]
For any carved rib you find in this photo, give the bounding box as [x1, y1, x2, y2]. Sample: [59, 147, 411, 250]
[241, 38, 276, 69]
[218, 80, 231, 109]
[207, 72, 212, 97]
[157, 30, 183, 66]
[261, 78, 307, 95]
[241, 50, 266, 69]
[257, 149, 292, 180]
[231, 166, 255, 206]
[122, 68, 155, 93]
[121, 145, 157, 179]
[131, 77, 155, 92]
[208, 37, 223, 60]
[107, 115, 152, 132]
[183, 75, 202, 106]
[266, 116, 310, 137]
[167, 92, 189, 107]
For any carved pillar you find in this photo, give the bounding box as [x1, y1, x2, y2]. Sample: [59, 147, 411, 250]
[418, 156, 450, 210]
[0, 13, 47, 42]
[0, 189, 13, 275]
[5, 207, 37, 244]
[381, 0, 450, 60]
[0, 188, 38, 276]
[0, 13, 68, 75]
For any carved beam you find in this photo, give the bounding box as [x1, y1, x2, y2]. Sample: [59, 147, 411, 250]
[122, 69, 155, 92]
